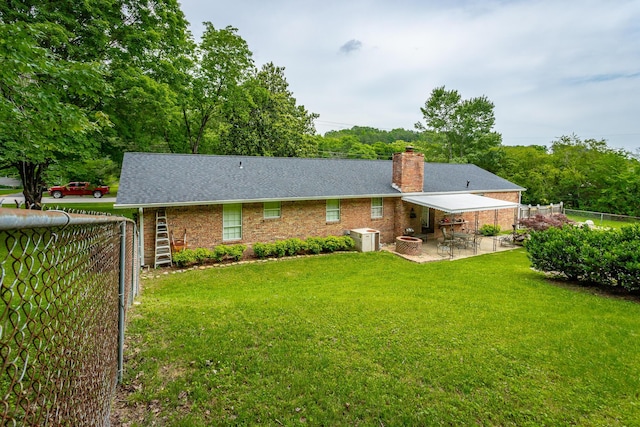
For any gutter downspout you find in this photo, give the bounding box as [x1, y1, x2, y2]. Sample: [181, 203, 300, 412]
[138, 207, 145, 267]
[517, 191, 523, 225]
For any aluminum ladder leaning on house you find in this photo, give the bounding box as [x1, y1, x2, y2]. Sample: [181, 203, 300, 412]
[154, 209, 173, 268]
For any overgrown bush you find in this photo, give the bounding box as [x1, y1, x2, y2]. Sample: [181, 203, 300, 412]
[172, 249, 198, 267]
[173, 237, 354, 266]
[305, 237, 324, 254]
[212, 246, 227, 262]
[479, 224, 501, 236]
[194, 248, 211, 264]
[323, 236, 343, 252]
[252, 236, 354, 259]
[519, 214, 574, 231]
[525, 224, 640, 291]
[273, 241, 288, 257]
[285, 238, 306, 256]
[335, 235, 355, 251]
[213, 244, 247, 262]
[253, 242, 274, 258]
[171, 244, 246, 267]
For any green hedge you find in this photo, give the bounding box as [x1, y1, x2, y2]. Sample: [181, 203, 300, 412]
[525, 224, 640, 290]
[479, 224, 501, 236]
[253, 236, 355, 259]
[172, 244, 247, 267]
[171, 236, 355, 267]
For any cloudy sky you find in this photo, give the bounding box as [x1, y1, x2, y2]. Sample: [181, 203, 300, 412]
[178, 0, 640, 152]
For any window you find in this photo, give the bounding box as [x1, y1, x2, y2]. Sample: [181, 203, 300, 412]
[263, 201, 281, 219]
[326, 199, 340, 222]
[223, 204, 242, 241]
[371, 197, 383, 219]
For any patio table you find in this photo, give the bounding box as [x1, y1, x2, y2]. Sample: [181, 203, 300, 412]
[450, 232, 476, 249]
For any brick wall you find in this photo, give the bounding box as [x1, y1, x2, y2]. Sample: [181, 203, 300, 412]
[393, 199, 419, 237]
[141, 191, 521, 265]
[392, 148, 424, 193]
[432, 192, 520, 238]
[142, 198, 397, 265]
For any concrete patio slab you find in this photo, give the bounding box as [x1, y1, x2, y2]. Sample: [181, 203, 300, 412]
[382, 234, 521, 263]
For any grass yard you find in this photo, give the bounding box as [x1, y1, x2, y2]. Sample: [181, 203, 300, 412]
[114, 250, 640, 426]
[565, 214, 639, 229]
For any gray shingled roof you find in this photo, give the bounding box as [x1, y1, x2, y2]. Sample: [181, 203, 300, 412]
[423, 163, 524, 193]
[115, 152, 524, 207]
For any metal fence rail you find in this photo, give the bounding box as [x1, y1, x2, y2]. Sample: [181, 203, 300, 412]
[564, 208, 640, 225]
[0, 208, 139, 426]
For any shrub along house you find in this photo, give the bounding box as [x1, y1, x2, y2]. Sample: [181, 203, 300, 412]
[115, 148, 524, 266]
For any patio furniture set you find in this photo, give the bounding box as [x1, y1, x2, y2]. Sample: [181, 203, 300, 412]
[436, 227, 483, 256]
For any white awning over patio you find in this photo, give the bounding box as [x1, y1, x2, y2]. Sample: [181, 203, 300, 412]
[402, 194, 519, 214]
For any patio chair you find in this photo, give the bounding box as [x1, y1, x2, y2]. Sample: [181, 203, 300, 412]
[440, 227, 455, 243]
[436, 238, 452, 256]
[448, 237, 462, 250]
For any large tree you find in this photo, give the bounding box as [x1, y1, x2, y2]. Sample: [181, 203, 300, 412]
[178, 23, 254, 154]
[0, 0, 191, 206]
[499, 145, 557, 205]
[549, 135, 633, 211]
[415, 86, 499, 162]
[100, 0, 192, 158]
[217, 62, 318, 157]
[0, 22, 110, 207]
[497, 135, 640, 214]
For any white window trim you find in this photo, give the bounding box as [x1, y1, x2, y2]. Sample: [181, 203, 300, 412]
[263, 201, 281, 219]
[371, 197, 383, 219]
[223, 203, 242, 241]
[326, 199, 340, 222]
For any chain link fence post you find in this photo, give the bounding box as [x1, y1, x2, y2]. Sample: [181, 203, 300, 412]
[0, 208, 140, 426]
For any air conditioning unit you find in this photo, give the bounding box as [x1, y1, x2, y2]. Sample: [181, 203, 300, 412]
[350, 228, 380, 252]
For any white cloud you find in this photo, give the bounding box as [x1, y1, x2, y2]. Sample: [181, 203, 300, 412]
[178, 0, 640, 151]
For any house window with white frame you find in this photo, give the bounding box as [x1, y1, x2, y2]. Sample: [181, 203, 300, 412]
[326, 199, 340, 222]
[223, 203, 242, 241]
[371, 197, 383, 219]
[263, 201, 281, 219]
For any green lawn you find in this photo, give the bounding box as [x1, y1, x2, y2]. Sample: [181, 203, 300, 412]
[566, 214, 638, 229]
[116, 250, 640, 426]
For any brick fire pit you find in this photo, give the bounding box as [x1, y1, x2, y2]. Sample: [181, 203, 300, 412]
[395, 236, 423, 256]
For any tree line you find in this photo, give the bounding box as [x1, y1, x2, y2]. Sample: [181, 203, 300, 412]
[318, 129, 640, 216]
[1, 1, 638, 217]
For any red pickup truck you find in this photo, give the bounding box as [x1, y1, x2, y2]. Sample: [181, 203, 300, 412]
[48, 182, 110, 198]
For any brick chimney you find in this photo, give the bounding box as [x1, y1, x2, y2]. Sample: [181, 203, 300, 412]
[392, 146, 424, 193]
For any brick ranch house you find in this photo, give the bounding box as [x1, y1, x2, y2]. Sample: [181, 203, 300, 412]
[115, 149, 525, 266]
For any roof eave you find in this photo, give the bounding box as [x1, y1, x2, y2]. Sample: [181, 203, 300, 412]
[114, 192, 404, 209]
[421, 188, 525, 195]
[114, 188, 525, 209]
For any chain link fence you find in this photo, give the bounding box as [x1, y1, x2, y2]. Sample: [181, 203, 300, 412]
[564, 208, 640, 225]
[1, 208, 140, 426]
